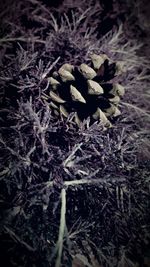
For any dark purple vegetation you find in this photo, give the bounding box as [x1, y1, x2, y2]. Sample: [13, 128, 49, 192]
[0, 0, 150, 266]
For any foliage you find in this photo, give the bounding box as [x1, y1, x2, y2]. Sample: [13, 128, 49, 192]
[0, 0, 150, 266]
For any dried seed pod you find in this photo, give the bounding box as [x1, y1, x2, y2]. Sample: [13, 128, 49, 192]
[48, 77, 60, 90]
[92, 108, 112, 127]
[115, 61, 125, 75]
[53, 109, 59, 116]
[113, 83, 125, 97]
[53, 71, 59, 79]
[60, 63, 74, 72]
[80, 63, 97, 79]
[44, 53, 125, 127]
[58, 68, 75, 82]
[91, 53, 108, 70]
[87, 80, 104, 95]
[104, 104, 116, 117]
[49, 91, 66, 103]
[109, 95, 120, 105]
[60, 105, 69, 117]
[50, 101, 59, 109]
[70, 85, 86, 103]
[41, 93, 49, 100]
[113, 107, 121, 117]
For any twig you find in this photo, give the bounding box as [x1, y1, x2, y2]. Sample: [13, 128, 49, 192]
[45, 177, 127, 189]
[3, 226, 36, 252]
[55, 188, 66, 267]
[41, 57, 60, 80]
[0, 37, 46, 44]
[63, 143, 83, 168]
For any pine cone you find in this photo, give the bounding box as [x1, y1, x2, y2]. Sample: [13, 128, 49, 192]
[43, 54, 125, 127]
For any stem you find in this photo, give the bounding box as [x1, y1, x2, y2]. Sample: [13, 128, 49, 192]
[55, 188, 66, 267]
[45, 177, 126, 189]
[0, 37, 46, 44]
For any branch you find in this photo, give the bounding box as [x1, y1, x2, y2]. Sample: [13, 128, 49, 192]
[4, 226, 35, 252]
[45, 177, 127, 189]
[55, 188, 66, 267]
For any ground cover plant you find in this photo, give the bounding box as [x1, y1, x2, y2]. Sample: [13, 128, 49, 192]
[0, 0, 150, 266]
